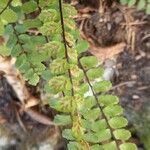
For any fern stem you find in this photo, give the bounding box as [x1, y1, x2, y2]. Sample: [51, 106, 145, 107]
[79, 60, 120, 150]
[59, 0, 75, 96]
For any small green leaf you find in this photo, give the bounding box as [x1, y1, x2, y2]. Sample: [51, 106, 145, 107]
[39, 0, 52, 7]
[78, 83, 89, 95]
[1, 9, 17, 24]
[11, 0, 22, 6]
[23, 68, 34, 80]
[87, 68, 104, 80]
[109, 116, 128, 129]
[22, 42, 35, 51]
[4, 24, 14, 35]
[41, 70, 53, 81]
[63, 3, 77, 17]
[120, 143, 137, 150]
[49, 100, 63, 112]
[128, 0, 136, 6]
[28, 52, 47, 63]
[0, 44, 11, 56]
[68, 48, 78, 64]
[146, 4, 150, 14]
[54, 114, 71, 125]
[82, 108, 100, 121]
[50, 97, 72, 113]
[91, 119, 107, 132]
[18, 34, 31, 43]
[22, 1, 37, 13]
[49, 76, 72, 93]
[113, 129, 131, 140]
[96, 129, 111, 142]
[30, 35, 46, 44]
[75, 40, 89, 53]
[11, 44, 22, 57]
[68, 142, 82, 150]
[0, 0, 9, 9]
[99, 95, 119, 106]
[103, 141, 117, 150]
[49, 58, 69, 75]
[12, 5, 24, 20]
[120, 0, 128, 5]
[65, 18, 76, 30]
[33, 63, 46, 75]
[44, 83, 52, 93]
[83, 132, 98, 143]
[137, 0, 146, 10]
[15, 54, 27, 68]
[6, 34, 17, 49]
[90, 144, 103, 150]
[24, 19, 42, 29]
[42, 41, 65, 58]
[39, 22, 61, 36]
[19, 61, 30, 73]
[62, 129, 75, 140]
[80, 56, 98, 69]
[81, 119, 92, 129]
[29, 73, 40, 86]
[93, 81, 112, 93]
[84, 96, 96, 109]
[65, 32, 76, 47]
[103, 105, 123, 117]
[15, 24, 26, 33]
[0, 21, 4, 35]
[39, 9, 59, 22]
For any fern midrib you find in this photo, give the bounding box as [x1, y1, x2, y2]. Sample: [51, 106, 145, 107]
[79, 60, 120, 150]
[59, 0, 75, 96]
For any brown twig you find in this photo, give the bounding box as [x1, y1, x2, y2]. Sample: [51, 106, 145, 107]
[111, 81, 136, 90]
[121, 21, 147, 26]
[23, 108, 56, 126]
[16, 109, 27, 132]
